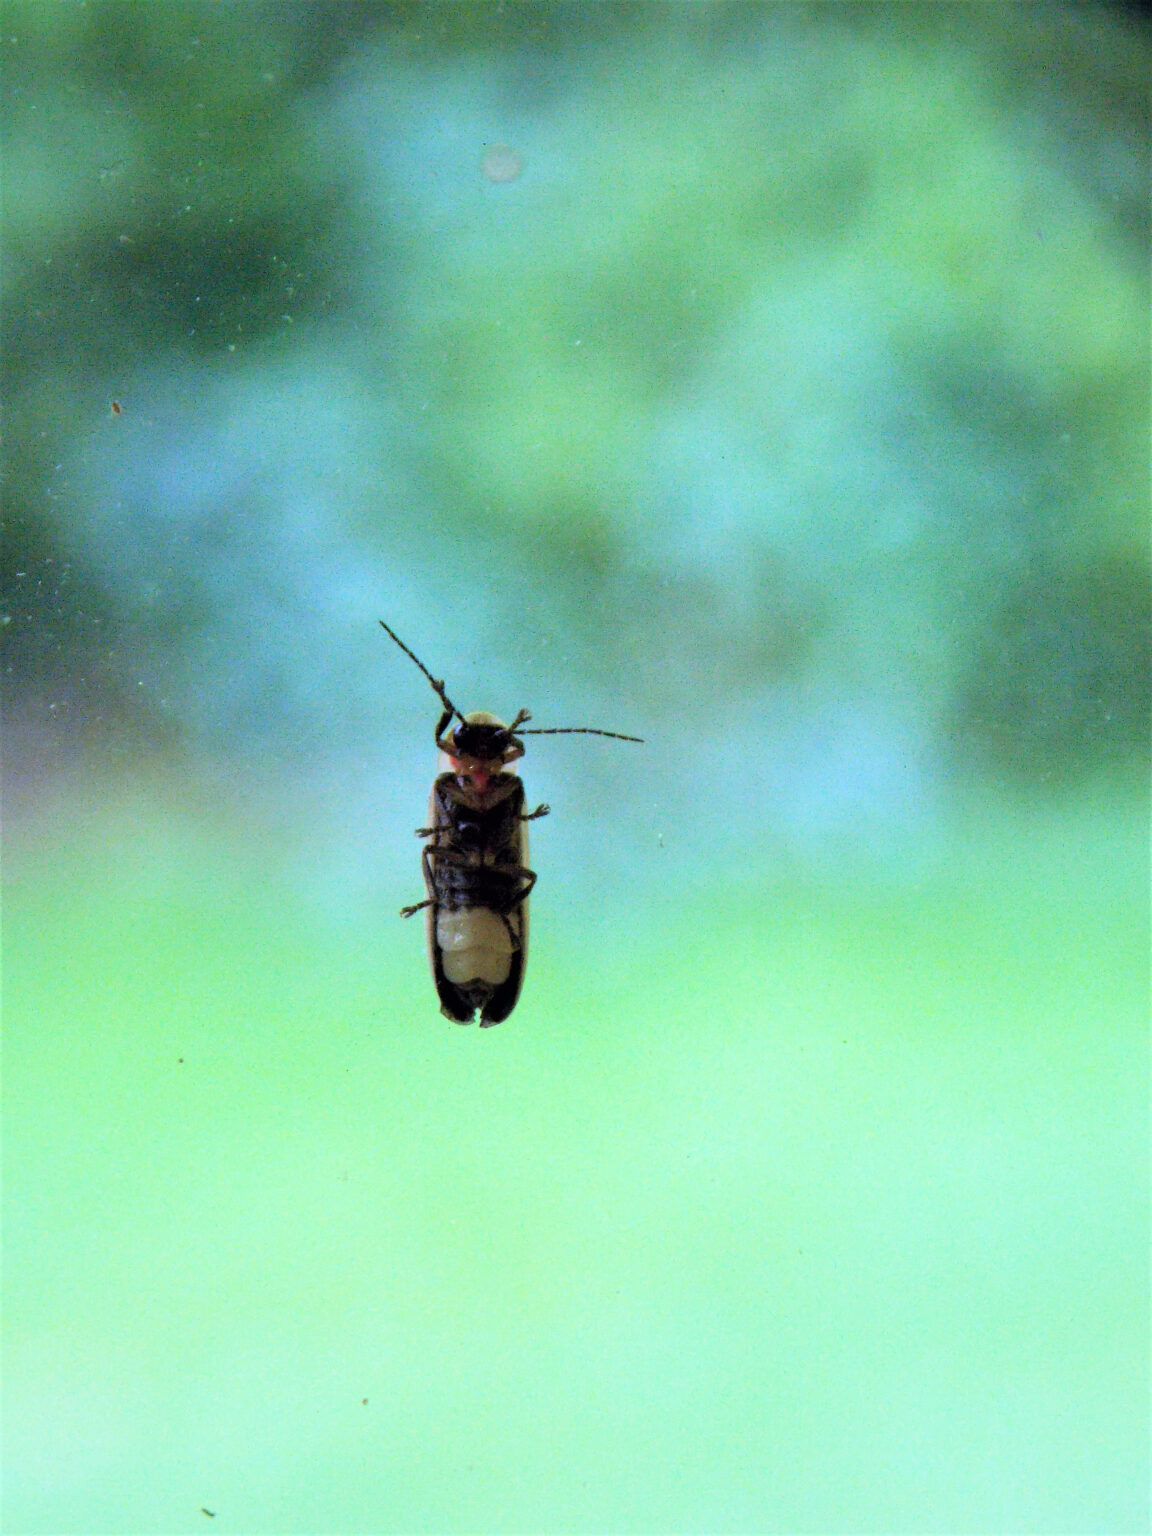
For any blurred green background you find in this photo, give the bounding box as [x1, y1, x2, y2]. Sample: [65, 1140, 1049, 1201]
[2, 3, 1148, 1532]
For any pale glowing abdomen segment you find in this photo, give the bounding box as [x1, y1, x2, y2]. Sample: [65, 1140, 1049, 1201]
[435, 907, 514, 986]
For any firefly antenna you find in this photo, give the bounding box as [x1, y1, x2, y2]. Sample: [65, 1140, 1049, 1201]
[379, 620, 465, 724]
[520, 727, 644, 742]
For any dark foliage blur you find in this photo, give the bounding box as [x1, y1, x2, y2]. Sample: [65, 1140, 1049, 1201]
[2, 0, 1148, 809]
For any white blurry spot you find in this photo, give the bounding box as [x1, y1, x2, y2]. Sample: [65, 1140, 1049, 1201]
[481, 144, 523, 184]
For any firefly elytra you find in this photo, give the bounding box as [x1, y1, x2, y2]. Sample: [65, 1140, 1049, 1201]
[380, 620, 642, 1026]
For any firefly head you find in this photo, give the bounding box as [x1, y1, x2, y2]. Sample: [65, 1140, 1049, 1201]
[445, 710, 527, 791]
[449, 711, 519, 761]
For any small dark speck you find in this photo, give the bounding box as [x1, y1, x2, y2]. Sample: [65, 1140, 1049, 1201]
[110, 399, 123, 415]
[178, 1057, 184, 1064]
[201, 1511, 216, 1520]
[361, 1397, 368, 1405]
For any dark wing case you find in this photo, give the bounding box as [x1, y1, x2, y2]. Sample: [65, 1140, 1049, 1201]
[480, 790, 529, 1025]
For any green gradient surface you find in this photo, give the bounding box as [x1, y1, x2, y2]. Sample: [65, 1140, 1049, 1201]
[5, 784, 1146, 1533]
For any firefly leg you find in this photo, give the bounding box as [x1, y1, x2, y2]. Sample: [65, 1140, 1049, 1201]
[492, 866, 536, 950]
[400, 841, 442, 917]
[496, 911, 521, 949]
[522, 803, 550, 821]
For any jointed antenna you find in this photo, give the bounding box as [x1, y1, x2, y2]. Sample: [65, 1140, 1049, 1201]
[520, 727, 644, 743]
[380, 621, 643, 742]
[379, 620, 465, 723]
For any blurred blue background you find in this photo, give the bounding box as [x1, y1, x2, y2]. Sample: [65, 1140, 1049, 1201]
[3, 3, 1148, 1532]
